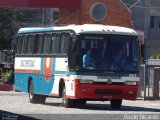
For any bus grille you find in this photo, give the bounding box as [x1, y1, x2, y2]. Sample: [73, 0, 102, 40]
[95, 89, 121, 94]
[97, 76, 121, 79]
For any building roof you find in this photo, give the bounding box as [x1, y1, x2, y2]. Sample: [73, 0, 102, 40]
[18, 24, 137, 36]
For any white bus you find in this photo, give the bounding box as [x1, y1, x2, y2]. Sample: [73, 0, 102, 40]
[15, 24, 140, 109]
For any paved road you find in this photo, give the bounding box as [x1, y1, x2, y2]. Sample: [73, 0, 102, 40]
[0, 91, 160, 120]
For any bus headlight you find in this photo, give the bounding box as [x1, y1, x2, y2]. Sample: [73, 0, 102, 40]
[80, 80, 94, 84]
[125, 81, 139, 85]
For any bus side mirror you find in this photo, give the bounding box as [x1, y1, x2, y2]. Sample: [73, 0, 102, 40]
[141, 44, 145, 58]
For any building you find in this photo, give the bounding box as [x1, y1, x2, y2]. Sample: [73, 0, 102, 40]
[21, 0, 133, 28]
[122, 0, 160, 58]
[59, 0, 132, 28]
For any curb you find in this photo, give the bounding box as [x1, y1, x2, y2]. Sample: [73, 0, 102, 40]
[0, 84, 14, 91]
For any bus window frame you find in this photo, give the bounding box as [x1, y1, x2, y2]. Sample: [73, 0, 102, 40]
[33, 33, 44, 56]
[50, 32, 61, 56]
[21, 34, 29, 56]
[75, 34, 139, 73]
[15, 30, 76, 58]
[59, 32, 71, 56]
[68, 35, 79, 71]
[41, 32, 53, 56]
[26, 33, 35, 56]
[15, 35, 23, 55]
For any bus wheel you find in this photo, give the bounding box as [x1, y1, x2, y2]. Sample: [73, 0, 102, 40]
[29, 81, 46, 104]
[36, 95, 46, 104]
[110, 99, 122, 110]
[62, 86, 73, 108]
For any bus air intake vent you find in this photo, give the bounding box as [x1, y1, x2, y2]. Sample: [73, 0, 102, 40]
[97, 76, 120, 79]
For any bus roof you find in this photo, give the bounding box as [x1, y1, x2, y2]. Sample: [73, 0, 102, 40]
[18, 24, 137, 36]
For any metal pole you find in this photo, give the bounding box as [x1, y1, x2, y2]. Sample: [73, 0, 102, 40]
[143, 64, 146, 100]
[148, 68, 150, 98]
[144, 65, 147, 100]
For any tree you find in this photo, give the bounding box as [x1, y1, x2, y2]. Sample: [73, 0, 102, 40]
[0, 8, 23, 50]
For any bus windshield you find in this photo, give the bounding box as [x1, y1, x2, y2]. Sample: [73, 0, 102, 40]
[79, 34, 139, 72]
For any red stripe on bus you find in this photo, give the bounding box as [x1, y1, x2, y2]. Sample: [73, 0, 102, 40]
[50, 93, 76, 99]
[50, 93, 59, 97]
[15, 69, 40, 73]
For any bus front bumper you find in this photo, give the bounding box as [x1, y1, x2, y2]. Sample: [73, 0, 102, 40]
[71, 84, 138, 100]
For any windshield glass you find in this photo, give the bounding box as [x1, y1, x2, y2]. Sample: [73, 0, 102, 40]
[79, 34, 139, 72]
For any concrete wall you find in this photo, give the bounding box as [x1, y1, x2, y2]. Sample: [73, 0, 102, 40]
[144, 0, 160, 58]
[122, 0, 160, 58]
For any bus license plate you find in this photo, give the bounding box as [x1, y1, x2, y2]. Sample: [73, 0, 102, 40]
[103, 96, 112, 99]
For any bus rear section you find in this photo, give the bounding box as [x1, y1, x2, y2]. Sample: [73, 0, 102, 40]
[14, 24, 140, 109]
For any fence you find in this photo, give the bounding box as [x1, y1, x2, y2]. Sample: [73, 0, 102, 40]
[139, 59, 160, 100]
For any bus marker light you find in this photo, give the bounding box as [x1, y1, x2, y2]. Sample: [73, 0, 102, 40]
[80, 80, 93, 84]
[75, 79, 80, 85]
[125, 81, 138, 85]
[103, 96, 112, 99]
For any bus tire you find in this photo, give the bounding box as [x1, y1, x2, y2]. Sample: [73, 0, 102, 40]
[36, 95, 46, 104]
[29, 80, 46, 104]
[110, 99, 122, 110]
[62, 86, 73, 108]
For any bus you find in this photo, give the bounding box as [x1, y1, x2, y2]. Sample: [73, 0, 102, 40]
[14, 24, 140, 109]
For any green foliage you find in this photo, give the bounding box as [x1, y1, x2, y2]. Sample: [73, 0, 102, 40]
[0, 8, 23, 50]
[150, 55, 160, 59]
[0, 8, 23, 23]
[0, 68, 13, 83]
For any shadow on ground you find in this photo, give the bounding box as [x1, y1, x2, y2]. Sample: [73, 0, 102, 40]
[44, 102, 62, 107]
[0, 110, 38, 120]
[44, 102, 160, 112]
[85, 103, 160, 112]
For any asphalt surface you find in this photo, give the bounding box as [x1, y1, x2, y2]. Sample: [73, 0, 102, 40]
[0, 91, 160, 120]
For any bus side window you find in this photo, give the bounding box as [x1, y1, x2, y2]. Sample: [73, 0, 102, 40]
[51, 33, 61, 54]
[21, 35, 28, 55]
[27, 34, 35, 54]
[60, 33, 70, 54]
[34, 34, 44, 54]
[42, 33, 52, 54]
[16, 35, 23, 54]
